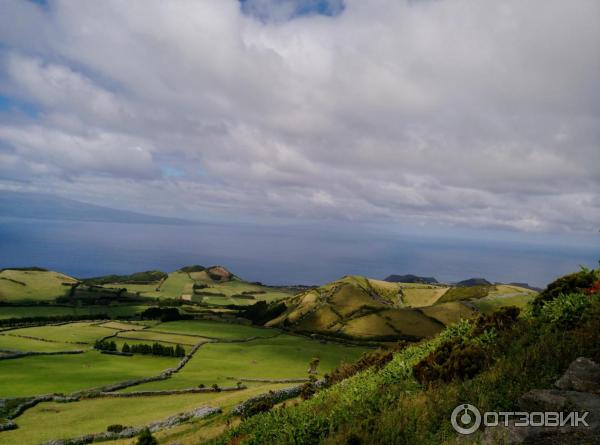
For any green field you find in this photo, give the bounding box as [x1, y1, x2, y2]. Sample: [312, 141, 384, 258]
[0, 270, 77, 302]
[117, 329, 207, 346]
[0, 350, 178, 397]
[122, 335, 366, 391]
[152, 320, 280, 340]
[0, 334, 79, 352]
[0, 383, 291, 445]
[0, 305, 148, 320]
[7, 322, 118, 344]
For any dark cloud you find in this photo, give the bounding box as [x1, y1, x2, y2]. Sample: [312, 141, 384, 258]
[0, 0, 598, 233]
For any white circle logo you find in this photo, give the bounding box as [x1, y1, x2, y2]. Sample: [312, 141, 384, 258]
[451, 404, 481, 435]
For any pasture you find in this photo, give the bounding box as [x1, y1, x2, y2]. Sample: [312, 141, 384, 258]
[122, 335, 366, 391]
[151, 320, 279, 340]
[0, 333, 77, 352]
[7, 322, 118, 344]
[0, 384, 291, 445]
[0, 351, 178, 397]
[116, 329, 206, 346]
[0, 305, 149, 320]
[0, 270, 77, 302]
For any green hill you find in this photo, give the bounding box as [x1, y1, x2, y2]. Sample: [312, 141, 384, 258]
[264, 275, 535, 341]
[266, 276, 448, 340]
[210, 265, 600, 445]
[0, 269, 78, 302]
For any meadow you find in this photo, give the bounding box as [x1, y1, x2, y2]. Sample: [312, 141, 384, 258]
[0, 384, 292, 445]
[0, 351, 178, 397]
[0, 317, 367, 444]
[151, 320, 280, 340]
[121, 335, 365, 391]
[0, 270, 76, 302]
[0, 305, 149, 319]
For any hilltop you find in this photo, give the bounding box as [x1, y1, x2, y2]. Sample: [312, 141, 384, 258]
[264, 275, 534, 341]
[384, 274, 438, 284]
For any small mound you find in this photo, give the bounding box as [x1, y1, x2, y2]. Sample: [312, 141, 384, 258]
[456, 278, 492, 287]
[206, 266, 235, 282]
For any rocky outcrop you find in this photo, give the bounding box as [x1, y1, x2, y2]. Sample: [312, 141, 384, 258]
[555, 357, 600, 394]
[481, 357, 600, 444]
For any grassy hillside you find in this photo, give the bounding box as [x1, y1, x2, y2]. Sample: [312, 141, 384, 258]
[99, 265, 295, 305]
[210, 266, 600, 445]
[0, 269, 77, 302]
[265, 275, 536, 341]
[265, 276, 445, 340]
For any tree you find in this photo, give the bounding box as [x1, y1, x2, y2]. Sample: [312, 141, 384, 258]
[308, 357, 320, 375]
[122, 343, 130, 353]
[136, 428, 157, 445]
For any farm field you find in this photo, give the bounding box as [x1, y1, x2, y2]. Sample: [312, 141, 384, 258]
[0, 317, 367, 444]
[7, 322, 118, 344]
[0, 350, 178, 397]
[0, 333, 78, 352]
[0, 270, 77, 302]
[0, 383, 291, 445]
[151, 320, 279, 340]
[121, 335, 365, 391]
[0, 304, 149, 320]
[401, 286, 449, 307]
[116, 329, 207, 346]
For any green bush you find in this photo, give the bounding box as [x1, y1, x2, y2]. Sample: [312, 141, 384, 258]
[136, 428, 157, 445]
[531, 265, 599, 314]
[538, 292, 592, 329]
[242, 398, 275, 420]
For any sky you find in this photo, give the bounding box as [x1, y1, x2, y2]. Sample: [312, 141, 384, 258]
[0, 0, 599, 238]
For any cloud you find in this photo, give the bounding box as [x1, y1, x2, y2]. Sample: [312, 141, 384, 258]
[0, 0, 598, 233]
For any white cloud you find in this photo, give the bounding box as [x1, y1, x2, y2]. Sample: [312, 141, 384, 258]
[0, 0, 598, 233]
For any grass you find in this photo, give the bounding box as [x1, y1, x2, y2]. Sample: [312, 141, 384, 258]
[0, 270, 77, 302]
[211, 284, 600, 445]
[418, 301, 477, 325]
[158, 272, 195, 298]
[0, 305, 149, 320]
[401, 286, 449, 307]
[103, 283, 163, 298]
[0, 384, 292, 445]
[0, 350, 178, 397]
[117, 330, 206, 346]
[152, 320, 280, 340]
[0, 334, 78, 352]
[122, 335, 366, 391]
[471, 293, 535, 314]
[436, 285, 491, 303]
[7, 322, 118, 344]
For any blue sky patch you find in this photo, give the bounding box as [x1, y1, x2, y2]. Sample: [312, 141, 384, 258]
[0, 95, 40, 118]
[239, 0, 344, 22]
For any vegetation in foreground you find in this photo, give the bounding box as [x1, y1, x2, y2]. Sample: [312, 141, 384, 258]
[211, 265, 600, 445]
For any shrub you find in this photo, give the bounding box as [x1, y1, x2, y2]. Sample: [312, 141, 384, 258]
[136, 428, 157, 445]
[106, 424, 126, 433]
[299, 381, 316, 400]
[532, 265, 599, 314]
[241, 398, 275, 420]
[327, 349, 395, 385]
[538, 292, 592, 329]
[413, 308, 518, 385]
